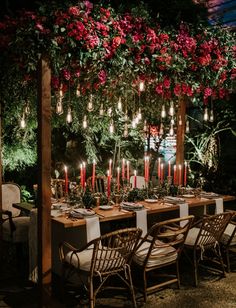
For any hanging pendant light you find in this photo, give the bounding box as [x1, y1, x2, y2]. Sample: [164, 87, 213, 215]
[99, 103, 104, 116]
[170, 117, 175, 125]
[76, 86, 80, 97]
[137, 108, 142, 120]
[87, 94, 94, 112]
[117, 97, 122, 111]
[20, 113, 26, 129]
[56, 88, 64, 115]
[107, 107, 112, 117]
[143, 120, 147, 132]
[124, 110, 128, 121]
[24, 101, 30, 115]
[139, 81, 145, 92]
[161, 105, 166, 118]
[169, 101, 175, 116]
[123, 122, 128, 138]
[169, 123, 174, 136]
[178, 115, 182, 126]
[185, 120, 190, 133]
[209, 109, 214, 122]
[159, 122, 164, 136]
[203, 107, 209, 121]
[66, 106, 72, 123]
[83, 115, 88, 129]
[109, 119, 114, 134]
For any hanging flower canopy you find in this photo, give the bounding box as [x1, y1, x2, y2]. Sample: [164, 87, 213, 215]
[0, 0, 235, 170]
[0, 1, 235, 106]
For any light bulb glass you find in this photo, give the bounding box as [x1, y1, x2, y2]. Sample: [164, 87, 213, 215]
[99, 104, 104, 116]
[143, 120, 147, 132]
[83, 115, 87, 129]
[186, 120, 190, 133]
[56, 99, 63, 115]
[178, 115, 182, 126]
[203, 107, 209, 121]
[109, 120, 114, 134]
[161, 105, 166, 118]
[66, 107, 72, 123]
[139, 81, 145, 92]
[107, 107, 112, 117]
[169, 124, 174, 136]
[159, 123, 164, 136]
[87, 94, 94, 112]
[117, 97, 122, 111]
[123, 123, 128, 138]
[137, 108, 142, 120]
[169, 101, 175, 116]
[20, 115, 26, 129]
[209, 109, 214, 122]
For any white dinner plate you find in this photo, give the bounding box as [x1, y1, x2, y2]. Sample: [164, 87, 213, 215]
[144, 199, 157, 203]
[99, 205, 113, 210]
[182, 194, 195, 198]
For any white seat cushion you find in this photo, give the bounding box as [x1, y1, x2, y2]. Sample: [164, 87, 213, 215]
[184, 227, 201, 246]
[185, 227, 214, 247]
[66, 248, 93, 271]
[2, 216, 30, 243]
[133, 239, 177, 268]
[220, 223, 236, 246]
[65, 247, 124, 272]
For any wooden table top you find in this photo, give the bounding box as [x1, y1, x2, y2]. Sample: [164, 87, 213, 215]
[52, 195, 236, 228]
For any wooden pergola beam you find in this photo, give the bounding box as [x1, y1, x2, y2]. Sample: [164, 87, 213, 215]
[37, 56, 52, 305]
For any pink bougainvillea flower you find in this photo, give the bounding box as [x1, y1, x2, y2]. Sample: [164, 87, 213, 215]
[163, 76, 171, 89]
[174, 84, 181, 96]
[204, 87, 212, 98]
[68, 6, 80, 16]
[83, 1, 93, 14]
[62, 69, 71, 81]
[74, 70, 80, 78]
[98, 70, 107, 85]
[155, 83, 163, 94]
[35, 22, 44, 32]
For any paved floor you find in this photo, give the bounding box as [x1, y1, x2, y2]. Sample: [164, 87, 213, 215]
[1, 264, 236, 307]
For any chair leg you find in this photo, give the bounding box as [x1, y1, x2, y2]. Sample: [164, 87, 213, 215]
[89, 277, 95, 308]
[127, 266, 137, 308]
[193, 249, 198, 287]
[225, 247, 231, 273]
[143, 270, 147, 303]
[176, 261, 181, 289]
[217, 246, 227, 278]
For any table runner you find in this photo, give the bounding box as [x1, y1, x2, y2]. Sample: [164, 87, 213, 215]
[136, 209, 147, 236]
[85, 216, 101, 243]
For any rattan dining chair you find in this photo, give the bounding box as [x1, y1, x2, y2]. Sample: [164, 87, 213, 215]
[184, 211, 233, 286]
[59, 227, 142, 308]
[132, 215, 194, 303]
[220, 212, 236, 272]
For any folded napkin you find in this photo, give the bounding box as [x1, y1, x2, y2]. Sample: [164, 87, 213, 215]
[178, 203, 189, 227]
[136, 209, 147, 236]
[121, 202, 144, 211]
[200, 192, 220, 199]
[85, 216, 101, 243]
[164, 196, 185, 204]
[215, 198, 224, 214]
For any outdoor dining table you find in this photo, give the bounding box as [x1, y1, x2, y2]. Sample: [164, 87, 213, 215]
[12, 195, 236, 278]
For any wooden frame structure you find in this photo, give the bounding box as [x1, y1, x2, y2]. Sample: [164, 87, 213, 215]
[0, 55, 187, 304]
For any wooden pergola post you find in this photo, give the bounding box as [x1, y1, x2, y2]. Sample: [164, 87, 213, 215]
[37, 56, 52, 306]
[0, 103, 2, 245]
[176, 96, 186, 184]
